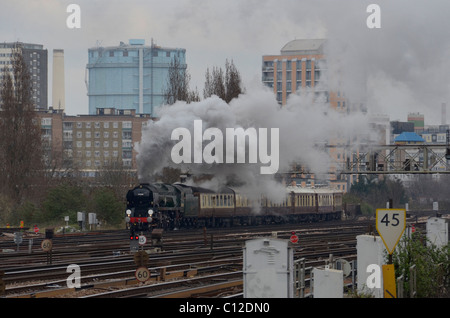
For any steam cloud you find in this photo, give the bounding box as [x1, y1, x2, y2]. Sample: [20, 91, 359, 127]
[136, 82, 370, 202]
[131, 0, 450, 202]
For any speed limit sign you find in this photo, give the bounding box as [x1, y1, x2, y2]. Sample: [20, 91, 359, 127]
[376, 209, 406, 254]
[41, 239, 53, 252]
[138, 235, 147, 245]
[135, 266, 150, 282]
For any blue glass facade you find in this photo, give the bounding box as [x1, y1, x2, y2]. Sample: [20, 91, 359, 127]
[86, 40, 186, 116]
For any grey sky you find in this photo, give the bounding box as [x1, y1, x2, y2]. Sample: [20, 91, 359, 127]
[1, 0, 450, 125]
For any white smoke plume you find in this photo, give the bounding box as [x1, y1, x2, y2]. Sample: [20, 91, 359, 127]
[135, 82, 370, 202]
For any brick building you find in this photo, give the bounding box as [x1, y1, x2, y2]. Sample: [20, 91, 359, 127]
[37, 108, 153, 178]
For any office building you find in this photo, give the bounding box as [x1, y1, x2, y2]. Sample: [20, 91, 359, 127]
[0, 42, 48, 110]
[263, 39, 352, 191]
[262, 39, 346, 109]
[86, 39, 186, 116]
[408, 112, 425, 134]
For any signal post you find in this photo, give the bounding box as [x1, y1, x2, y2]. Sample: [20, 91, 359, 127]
[132, 233, 150, 283]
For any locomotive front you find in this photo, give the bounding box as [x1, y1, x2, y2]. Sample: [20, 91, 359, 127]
[125, 184, 156, 236]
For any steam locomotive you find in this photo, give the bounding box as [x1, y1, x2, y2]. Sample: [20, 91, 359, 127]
[125, 183, 345, 236]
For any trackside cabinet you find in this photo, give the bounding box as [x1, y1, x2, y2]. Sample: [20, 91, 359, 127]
[243, 238, 294, 298]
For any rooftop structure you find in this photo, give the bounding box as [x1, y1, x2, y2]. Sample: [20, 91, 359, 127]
[280, 39, 327, 56]
[394, 132, 425, 144]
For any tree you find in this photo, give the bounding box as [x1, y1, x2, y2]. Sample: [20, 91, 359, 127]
[0, 44, 44, 202]
[41, 183, 86, 221]
[393, 233, 450, 297]
[95, 160, 137, 199]
[224, 59, 243, 103]
[90, 187, 124, 226]
[406, 175, 450, 210]
[163, 56, 199, 105]
[204, 66, 225, 100]
[203, 59, 243, 103]
[348, 176, 408, 213]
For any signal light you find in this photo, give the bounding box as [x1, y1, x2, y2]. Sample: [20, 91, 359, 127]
[135, 236, 139, 240]
[130, 236, 134, 240]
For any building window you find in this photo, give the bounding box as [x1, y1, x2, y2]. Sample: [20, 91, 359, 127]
[123, 150, 132, 159]
[306, 71, 311, 80]
[306, 60, 312, 70]
[122, 121, 132, 129]
[122, 131, 132, 139]
[123, 140, 132, 148]
[277, 92, 282, 102]
[123, 159, 132, 167]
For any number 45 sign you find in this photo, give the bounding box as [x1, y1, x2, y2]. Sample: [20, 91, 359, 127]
[376, 209, 406, 255]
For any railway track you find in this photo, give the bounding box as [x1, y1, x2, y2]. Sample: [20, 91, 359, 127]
[0, 217, 424, 298]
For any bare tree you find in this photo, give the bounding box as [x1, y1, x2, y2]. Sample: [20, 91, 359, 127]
[95, 160, 138, 199]
[225, 59, 243, 102]
[0, 45, 44, 202]
[163, 56, 199, 105]
[204, 66, 225, 100]
[204, 59, 243, 103]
